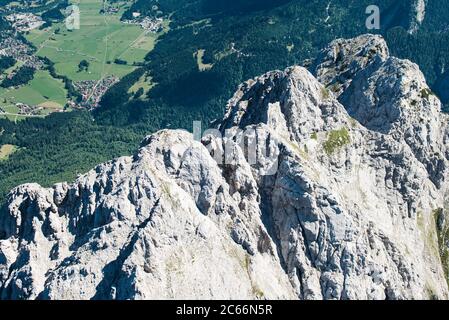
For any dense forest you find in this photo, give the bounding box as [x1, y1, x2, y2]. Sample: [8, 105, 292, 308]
[0, 56, 15, 73]
[0, 16, 11, 36]
[1, 66, 35, 88]
[0, 112, 143, 201]
[0, 0, 13, 6]
[2, 0, 449, 205]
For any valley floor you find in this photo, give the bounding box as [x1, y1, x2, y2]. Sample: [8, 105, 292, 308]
[0, 0, 168, 120]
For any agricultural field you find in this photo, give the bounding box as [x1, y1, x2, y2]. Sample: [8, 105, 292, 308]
[26, 0, 165, 82]
[0, 0, 167, 120]
[0, 70, 67, 119]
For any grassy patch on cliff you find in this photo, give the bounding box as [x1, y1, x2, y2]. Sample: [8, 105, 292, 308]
[421, 88, 435, 100]
[323, 128, 350, 155]
[321, 87, 331, 100]
[434, 208, 449, 285]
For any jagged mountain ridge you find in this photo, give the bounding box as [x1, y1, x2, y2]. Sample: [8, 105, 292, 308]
[1, 34, 449, 300]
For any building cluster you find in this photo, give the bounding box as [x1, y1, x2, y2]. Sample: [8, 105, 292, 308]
[72, 76, 119, 110]
[14, 103, 43, 115]
[102, 5, 119, 15]
[140, 17, 164, 32]
[0, 103, 43, 117]
[1, 0, 42, 13]
[122, 16, 164, 33]
[0, 37, 44, 70]
[5, 13, 44, 32]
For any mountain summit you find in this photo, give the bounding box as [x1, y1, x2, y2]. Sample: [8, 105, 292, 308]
[1, 35, 448, 300]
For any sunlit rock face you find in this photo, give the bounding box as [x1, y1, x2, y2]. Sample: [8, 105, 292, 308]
[1, 35, 449, 300]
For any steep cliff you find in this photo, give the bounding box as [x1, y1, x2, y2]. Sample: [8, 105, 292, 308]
[1, 34, 448, 300]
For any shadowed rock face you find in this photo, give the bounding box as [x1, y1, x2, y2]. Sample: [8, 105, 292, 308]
[1, 34, 449, 300]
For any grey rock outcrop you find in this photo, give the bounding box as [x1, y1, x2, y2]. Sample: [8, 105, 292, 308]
[1, 34, 449, 300]
[409, 0, 427, 34]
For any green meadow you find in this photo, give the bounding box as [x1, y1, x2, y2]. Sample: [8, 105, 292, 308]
[0, 70, 68, 119]
[0, 144, 18, 161]
[26, 0, 163, 82]
[0, 0, 165, 119]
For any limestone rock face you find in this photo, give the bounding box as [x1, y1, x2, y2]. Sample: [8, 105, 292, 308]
[314, 34, 449, 189]
[1, 34, 449, 300]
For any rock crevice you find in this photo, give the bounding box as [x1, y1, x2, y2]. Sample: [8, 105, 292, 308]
[1, 34, 448, 300]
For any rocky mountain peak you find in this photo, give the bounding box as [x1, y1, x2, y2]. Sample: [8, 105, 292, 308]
[220, 66, 349, 145]
[315, 34, 449, 189]
[313, 34, 390, 97]
[1, 34, 449, 300]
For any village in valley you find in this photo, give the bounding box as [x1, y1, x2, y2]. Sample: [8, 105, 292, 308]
[71, 76, 120, 110]
[0, 0, 167, 120]
[5, 13, 45, 32]
[122, 8, 165, 33]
